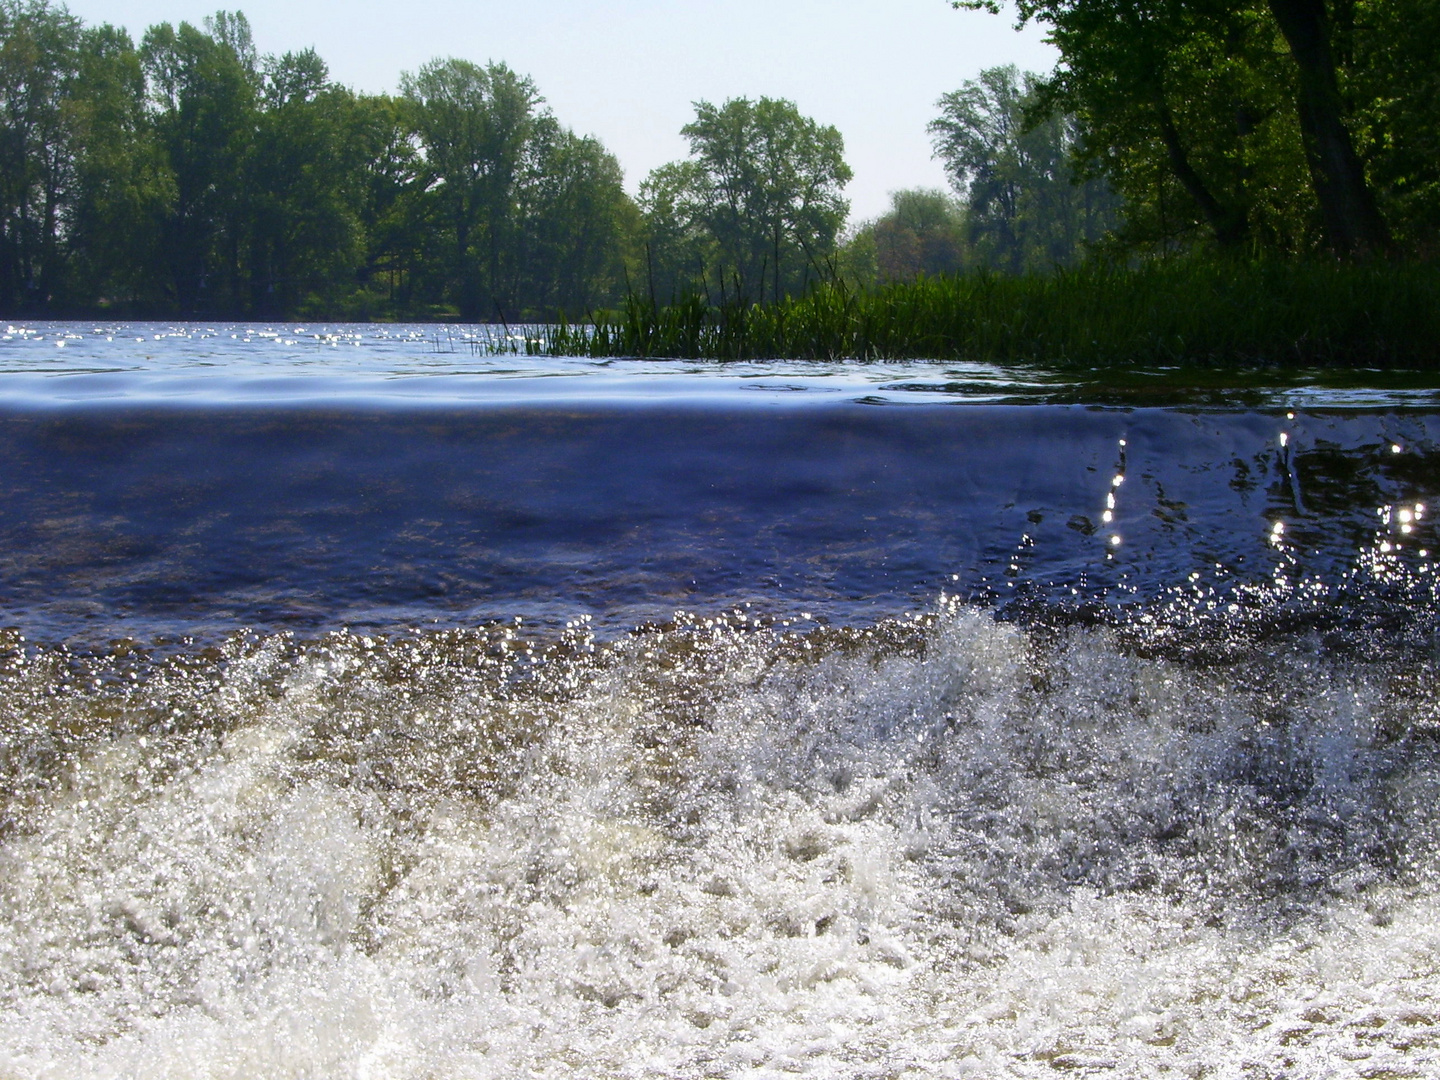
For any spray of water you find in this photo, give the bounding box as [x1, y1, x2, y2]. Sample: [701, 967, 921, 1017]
[2, 585, 1439, 1078]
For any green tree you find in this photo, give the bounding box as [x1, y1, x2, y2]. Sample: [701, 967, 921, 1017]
[0, 0, 81, 311]
[636, 160, 710, 302]
[930, 65, 1119, 270]
[348, 91, 421, 314]
[1029, 0, 1310, 253]
[964, 0, 1409, 258]
[636, 160, 708, 302]
[512, 115, 634, 316]
[643, 97, 852, 305]
[402, 58, 540, 321]
[0, 9, 640, 318]
[140, 11, 260, 313]
[66, 21, 170, 309]
[841, 188, 967, 285]
[1349, 0, 1440, 251]
[245, 49, 372, 315]
[1265, 0, 1390, 256]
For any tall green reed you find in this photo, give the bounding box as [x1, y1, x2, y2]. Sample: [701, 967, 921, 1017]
[517, 259, 1440, 367]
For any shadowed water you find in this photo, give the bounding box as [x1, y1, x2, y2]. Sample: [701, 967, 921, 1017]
[2, 323, 1440, 1078]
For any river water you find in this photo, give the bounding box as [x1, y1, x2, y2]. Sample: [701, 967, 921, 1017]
[2, 322, 1440, 1077]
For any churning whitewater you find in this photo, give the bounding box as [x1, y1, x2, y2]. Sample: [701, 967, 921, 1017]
[2, 588, 1439, 1079]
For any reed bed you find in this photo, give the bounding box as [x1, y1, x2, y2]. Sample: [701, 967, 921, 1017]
[521, 260, 1440, 367]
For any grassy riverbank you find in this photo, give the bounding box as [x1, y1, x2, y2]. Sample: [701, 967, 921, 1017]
[528, 260, 1440, 367]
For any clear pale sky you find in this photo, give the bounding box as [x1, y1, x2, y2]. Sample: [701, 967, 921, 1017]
[63, 0, 1057, 224]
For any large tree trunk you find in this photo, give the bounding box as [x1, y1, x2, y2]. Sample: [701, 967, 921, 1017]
[1267, 0, 1391, 257]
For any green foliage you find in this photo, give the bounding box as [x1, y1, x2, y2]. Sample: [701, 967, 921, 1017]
[638, 97, 851, 305]
[514, 117, 634, 316]
[986, 0, 1437, 258]
[401, 58, 539, 320]
[1350, 0, 1440, 252]
[0, 2, 639, 319]
[840, 188, 968, 285]
[60, 22, 166, 307]
[348, 91, 422, 316]
[0, 0, 82, 308]
[247, 51, 372, 316]
[3, 0, 1435, 318]
[397, 58, 633, 321]
[530, 259, 1440, 368]
[1024, 0, 1313, 253]
[840, 66, 1120, 289]
[930, 64, 1120, 271]
[139, 12, 260, 311]
[636, 160, 706, 303]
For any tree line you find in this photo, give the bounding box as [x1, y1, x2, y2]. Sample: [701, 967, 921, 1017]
[1, 0, 1434, 320]
[1, 4, 644, 319]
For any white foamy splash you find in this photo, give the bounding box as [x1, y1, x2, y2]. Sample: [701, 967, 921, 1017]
[1, 604, 1439, 1078]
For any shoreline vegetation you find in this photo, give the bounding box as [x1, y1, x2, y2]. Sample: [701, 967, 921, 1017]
[523, 259, 1440, 367]
[1, 0, 1436, 366]
[15, 256, 1440, 371]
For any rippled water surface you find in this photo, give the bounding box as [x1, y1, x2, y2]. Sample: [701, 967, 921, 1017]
[2, 323, 1440, 1078]
[7, 319, 1440, 408]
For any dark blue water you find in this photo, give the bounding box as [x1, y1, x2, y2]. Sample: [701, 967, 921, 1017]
[2, 321, 1438, 642]
[0, 402, 1434, 641]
